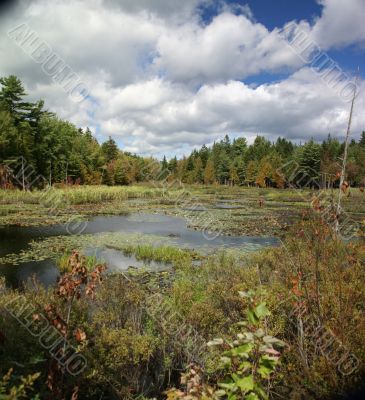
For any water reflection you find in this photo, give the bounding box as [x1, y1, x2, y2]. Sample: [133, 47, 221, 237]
[0, 213, 279, 287]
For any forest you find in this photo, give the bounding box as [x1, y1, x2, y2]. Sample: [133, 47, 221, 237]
[1, 75, 365, 190]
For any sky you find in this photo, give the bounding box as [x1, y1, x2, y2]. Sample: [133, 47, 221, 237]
[0, 0, 364, 158]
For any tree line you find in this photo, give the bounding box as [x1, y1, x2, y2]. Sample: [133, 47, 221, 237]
[168, 132, 365, 188]
[0, 75, 159, 188]
[1, 75, 365, 189]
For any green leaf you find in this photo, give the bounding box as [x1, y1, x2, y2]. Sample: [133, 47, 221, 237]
[254, 383, 269, 400]
[258, 355, 277, 378]
[236, 375, 254, 392]
[239, 361, 251, 373]
[257, 365, 273, 378]
[245, 393, 259, 400]
[218, 382, 236, 390]
[254, 302, 271, 319]
[263, 335, 285, 347]
[230, 343, 254, 357]
[247, 308, 259, 325]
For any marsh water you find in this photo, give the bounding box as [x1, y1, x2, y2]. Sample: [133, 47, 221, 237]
[0, 213, 279, 287]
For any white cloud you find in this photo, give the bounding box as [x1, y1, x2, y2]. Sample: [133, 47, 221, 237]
[91, 68, 365, 157]
[0, 0, 363, 158]
[311, 0, 365, 49]
[153, 12, 302, 83]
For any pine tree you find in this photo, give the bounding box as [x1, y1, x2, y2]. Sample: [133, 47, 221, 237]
[193, 156, 204, 183]
[0, 110, 17, 161]
[168, 157, 178, 174]
[199, 145, 210, 168]
[232, 137, 247, 158]
[275, 137, 294, 159]
[101, 137, 119, 163]
[114, 159, 127, 185]
[103, 164, 115, 186]
[160, 155, 169, 179]
[298, 139, 321, 187]
[0, 75, 31, 122]
[216, 153, 230, 184]
[229, 163, 239, 185]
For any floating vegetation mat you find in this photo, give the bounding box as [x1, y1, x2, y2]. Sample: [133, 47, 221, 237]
[0, 229, 271, 267]
[0, 232, 167, 265]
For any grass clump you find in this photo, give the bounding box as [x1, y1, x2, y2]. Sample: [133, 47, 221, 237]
[117, 244, 197, 268]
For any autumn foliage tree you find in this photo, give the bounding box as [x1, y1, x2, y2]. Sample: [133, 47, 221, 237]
[204, 159, 215, 184]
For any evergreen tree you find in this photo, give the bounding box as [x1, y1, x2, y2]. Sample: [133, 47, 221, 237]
[232, 137, 247, 158]
[168, 157, 178, 174]
[0, 110, 17, 160]
[0, 75, 32, 123]
[161, 156, 168, 171]
[235, 157, 246, 184]
[103, 164, 115, 186]
[245, 160, 258, 186]
[229, 163, 239, 185]
[101, 137, 119, 163]
[216, 153, 230, 184]
[114, 159, 128, 185]
[245, 136, 271, 162]
[297, 139, 321, 187]
[275, 137, 294, 159]
[221, 134, 231, 154]
[198, 145, 210, 168]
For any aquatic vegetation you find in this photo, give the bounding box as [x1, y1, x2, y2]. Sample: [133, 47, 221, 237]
[113, 243, 196, 267]
[57, 253, 102, 273]
[0, 232, 169, 265]
[0, 185, 165, 205]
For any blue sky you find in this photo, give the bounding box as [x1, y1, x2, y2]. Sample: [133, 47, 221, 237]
[200, 0, 364, 85]
[0, 0, 364, 158]
[201, 0, 321, 28]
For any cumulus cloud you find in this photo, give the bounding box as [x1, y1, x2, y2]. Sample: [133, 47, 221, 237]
[0, 0, 363, 158]
[153, 12, 302, 83]
[103, 0, 204, 20]
[311, 0, 365, 49]
[91, 68, 365, 157]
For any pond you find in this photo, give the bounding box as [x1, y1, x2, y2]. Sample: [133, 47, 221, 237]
[0, 213, 280, 287]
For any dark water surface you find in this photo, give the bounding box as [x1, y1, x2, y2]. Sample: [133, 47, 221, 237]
[0, 213, 279, 287]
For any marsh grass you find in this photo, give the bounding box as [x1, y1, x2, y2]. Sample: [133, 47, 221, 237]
[118, 243, 196, 267]
[0, 185, 166, 206]
[57, 253, 102, 273]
